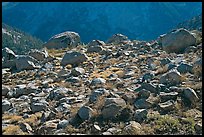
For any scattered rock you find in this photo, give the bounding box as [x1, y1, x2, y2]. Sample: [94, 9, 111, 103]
[102, 98, 126, 119]
[90, 78, 106, 88]
[107, 34, 129, 44]
[30, 102, 48, 113]
[182, 87, 199, 105]
[177, 63, 193, 74]
[158, 100, 175, 113]
[2, 85, 10, 96]
[77, 106, 94, 121]
[28, 49, 49, 61]
[123, 121, 142, 135]
[61, 51, 88, 66]
[134, 109, 148, 122]
[71, 67, 85, 76]
[159, 70, 182, 86]
[89, 88, 110, 103]
[15, 55, 39, 71]
[57, 120, 69, 129]
[134, 98, 152, 109]
[2, 99, 12, 113]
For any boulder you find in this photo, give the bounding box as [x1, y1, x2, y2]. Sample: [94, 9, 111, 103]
[134, 109, 148, 122]
[90, 78, 106, 88]
[177, 63, 193, 74]
[182, 87, 199, 105]
[102, 98, 126, 119]
[28, 49, 49, 61]
[60, 51, 88, 66]
[43, 31, 81, 49]
[160, 28, 196, 53]
[123, 121, 142, 135]
[77, 106, 93, 120]
[2, 99, 12, 113]
[15, 55, 39, 71]
[57, 120, 69, 129]
[30, 102, 48, 113]
[159, 70, 182, 86]
[87, 40, 105, 53]
[134, 98, 152, 109]
[107, 34, 129, 44]
[2, 85, 10, 96]
[89, 88, 110, 103]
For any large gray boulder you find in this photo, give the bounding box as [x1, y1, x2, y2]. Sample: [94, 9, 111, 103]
[87, 40, 105, 53]
[43, 31, 81, 49]
[15, 55, 39, 71]
[61, 51, 88, 66]
[107, 34, 129, 44]
[102, 98, 126, 119]
[159, 28, 196, 53]
[159, 70, 182, 86]
[77, 106, 94, 120]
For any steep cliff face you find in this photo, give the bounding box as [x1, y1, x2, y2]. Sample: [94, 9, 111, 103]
[2, 2, 202, 43]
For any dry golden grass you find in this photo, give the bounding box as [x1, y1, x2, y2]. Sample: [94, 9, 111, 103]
[89, 67, 124, 80]
[2, 115, 23, 124]
[2, 125, 26, 135]
[20, 112, 42, 127]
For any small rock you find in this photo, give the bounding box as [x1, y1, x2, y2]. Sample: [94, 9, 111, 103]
[29, 49, 48, 61]
[134, 98, 152, 109]
[160, 92, 178, 102]
[15, 55, 39, 71]
[71, 67, 85, 76]
[159, 70, 182, 86]
[107, 34, 129, 44]
[77, 106, 93, 120]
[177, 63, 193, 74]
[138, 89, 151, 99]
[160, 58, 171, 66]
[89, 88, 110, 103]
[30, 102, 48, 113]
[182, 87, 199, 105]
[19, 122, 33, 132]
[57, 120, 69, 129]
[2, 85, 10, 96]
[158, 100, 175, 113]
[90, 78, 106, 88]
[122, 92, 137, 104]
[123, 121, 142, 135]
[2, 99, 12, 113]
[141, 82, 157, 94]
[194, 123, 202, 134]
[61, 51, 88, 66]
[134, 109, 148, 122]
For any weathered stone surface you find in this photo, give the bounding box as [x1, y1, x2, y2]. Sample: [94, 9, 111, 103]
[61, 51, 88, 66]
[29, 49, 49, 61]
[182, 87, 199, 105]
[159, 70, 182, 86]
[2, 99, 12, 113]
[177, 63, 193, 74]
[102, 98, 126, 119]
[71, 67, 85, 76]
[89, 88, 110, 103]
[107, 34, 129, 44]
[123, 121, 142, 135]
[78, 106, 93, 120]
[2, 85, 10, 96]
[43, 31, 81, 49]
[15, 55, 39, 71]
[134, 109, 148, 122]
[160, 28, 196, 53]
[134, 98, 152, 109]
[90, 78, 106, 87]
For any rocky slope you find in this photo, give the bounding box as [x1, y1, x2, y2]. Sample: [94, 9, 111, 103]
[2, 27, 202, 135]
[2, 23, 43, 55]
[2, 2, 202, 42]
